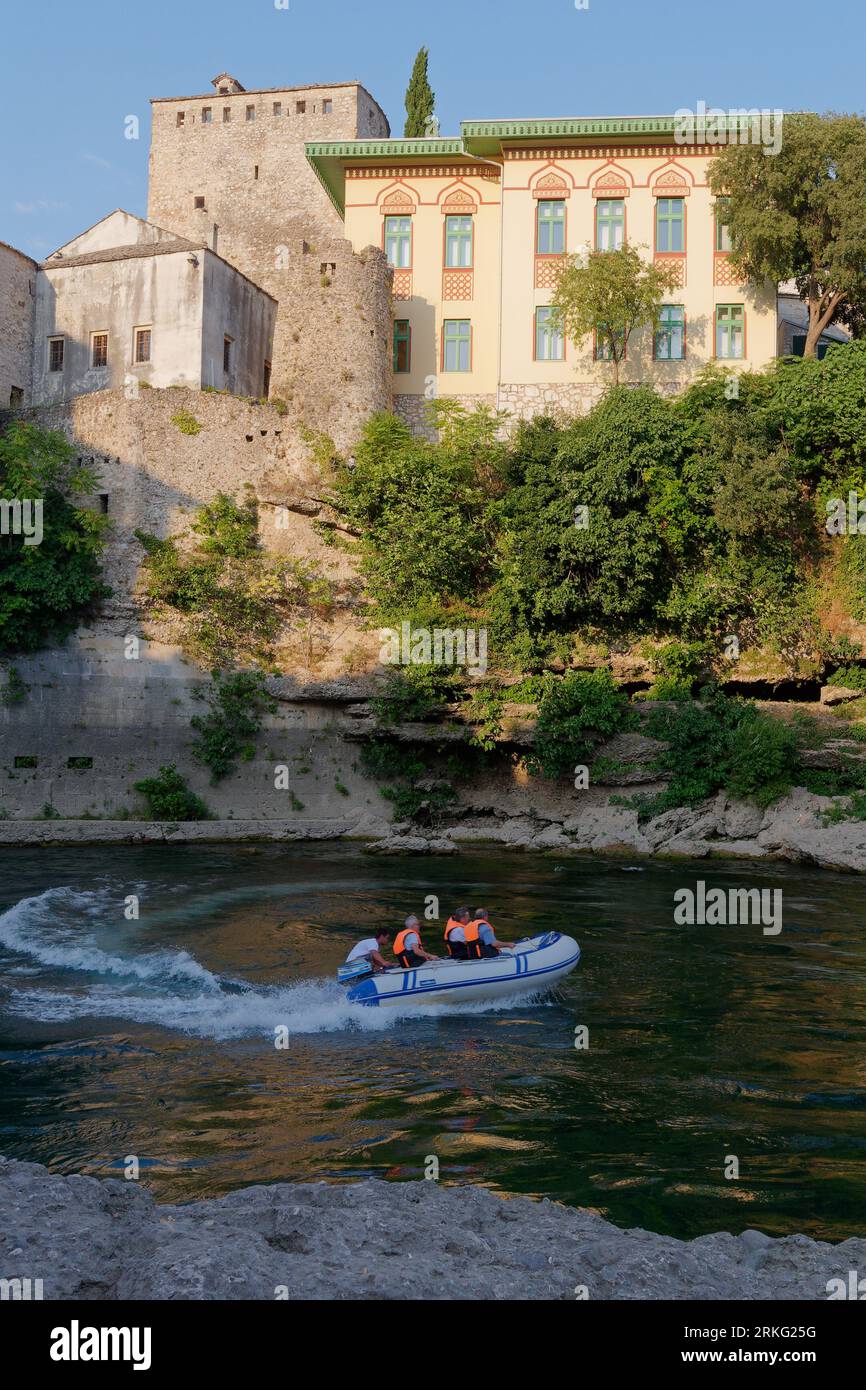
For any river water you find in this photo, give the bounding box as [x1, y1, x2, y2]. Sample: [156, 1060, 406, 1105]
[0, 844, 864, 1241]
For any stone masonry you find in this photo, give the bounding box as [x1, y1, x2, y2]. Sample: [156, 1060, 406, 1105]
[0, 240, 36, 409]
[147, 76, 393, 444]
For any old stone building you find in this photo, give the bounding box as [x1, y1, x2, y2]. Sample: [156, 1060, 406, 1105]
[0, 240, 36, 409]
[32, 211, 276, 405]
[146, 73, 394, 439]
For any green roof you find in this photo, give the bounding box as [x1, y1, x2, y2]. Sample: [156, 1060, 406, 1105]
[306, 114, 777, 215]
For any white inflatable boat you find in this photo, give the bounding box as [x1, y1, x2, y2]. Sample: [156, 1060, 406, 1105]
[341, 932, 580, 1008]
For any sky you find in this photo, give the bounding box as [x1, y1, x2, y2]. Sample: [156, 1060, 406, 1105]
[2, 0, 864, 259]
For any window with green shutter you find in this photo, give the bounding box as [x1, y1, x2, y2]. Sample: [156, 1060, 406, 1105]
[716, 304, 744, 358]
[715, 200, 732, 253]
[655, 197, 685, 253]
[442, 319, 471, 372]
[384, 216, 412, 269]
[595, 199, 624, 251]
[654, 305, 686, 360]
[445, 215, 473, 268]
[393, 320, 411, 373]
[535, 307, 564, 361]
[537, 200, 566, 255]
[594, 326, 625, 361]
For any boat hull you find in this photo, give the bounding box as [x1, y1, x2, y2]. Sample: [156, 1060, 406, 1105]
[345, 932, 580, 1008]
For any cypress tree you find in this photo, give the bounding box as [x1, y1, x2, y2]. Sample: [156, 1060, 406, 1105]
[404, 47, 435, 138]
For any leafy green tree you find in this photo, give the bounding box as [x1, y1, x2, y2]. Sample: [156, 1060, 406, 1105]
[708, 112, 866, 355]
[404, 47, 435, 138]
[191, 669, 277, 782]
[0, 422, 110, 652]
[134, 764, 212, 821]
[552, 245, 680, 384]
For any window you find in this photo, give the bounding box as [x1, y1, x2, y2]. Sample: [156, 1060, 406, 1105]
[535, 306, 564, 361]
[134, 327, 152, 364]
[594, 327, 625, 361]
[263, 360, 272, 397]
[444, 215, 473, 268]
[322, 99, 333, 115]
[384, 215, 412, 268]
[656, 197, 685, 253]
[98, 494, 109, 514]
[91, 333, 108, 369]
[202, 106, 213, 124]
[716, 304, 744, 358]
[67, 757, 93, 770]
[245, 105, 256, 122]
[537, 200, 566, 255]
[442, 319, 471, 372]
[223, 107, 232, 123]
[273, 102, 282, 116]
[393, 319, 411, 373]
[254, 165, 259, 180]
[715, 199, 732, 253]
[595, 199, 624, 251]
[176, 111, 185, 128]
[654, 305, 686, 360]
[9, 386, 23, 408]
[223, 336, 233, 376]
[296, 100, 306, 114]
[48, 336, 64, 372]
[194, 195, 205, 209]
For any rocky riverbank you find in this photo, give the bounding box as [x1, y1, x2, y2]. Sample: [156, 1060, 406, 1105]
[0, 1157, 861, 1300]
[1, 782, 863, 873]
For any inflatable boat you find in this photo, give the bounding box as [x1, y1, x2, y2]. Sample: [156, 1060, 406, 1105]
[339, 932, 580, 1008]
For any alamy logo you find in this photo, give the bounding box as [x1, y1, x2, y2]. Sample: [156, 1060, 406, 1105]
[825, 492, 866, 536]
[0, 1276, 43, 1300]
[0, 498, 43, 546]
[674, 101, 784, 156]
[50, 1321, 152, 1371]
[826, 1271, 866, 1299]
[674, 881, 783, 936]
[379, 622, 488, 675]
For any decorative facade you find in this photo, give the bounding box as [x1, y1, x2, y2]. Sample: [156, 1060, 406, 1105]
[307, 116, 781, 425]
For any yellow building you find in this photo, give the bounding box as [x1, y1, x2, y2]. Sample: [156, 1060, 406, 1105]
[307, 116, 778, 428]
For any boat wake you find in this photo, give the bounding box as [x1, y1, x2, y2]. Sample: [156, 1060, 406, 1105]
[0, 887, 540, 1040]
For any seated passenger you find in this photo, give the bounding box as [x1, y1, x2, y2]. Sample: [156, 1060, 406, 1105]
[465, 908, 511, 960]
[345, 930, 391, 974]
[443, 907, 471, 960]
[393, 915, 437, 969]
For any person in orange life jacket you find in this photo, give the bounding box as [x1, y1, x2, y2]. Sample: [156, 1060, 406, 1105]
[444, 907, 471, 960]
[345, 930, 391, 973]
[464, 908, 511, 960]
[393, 914, 437, 969]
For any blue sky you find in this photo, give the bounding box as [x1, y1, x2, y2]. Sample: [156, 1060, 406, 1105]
[2, 0, 863, 259]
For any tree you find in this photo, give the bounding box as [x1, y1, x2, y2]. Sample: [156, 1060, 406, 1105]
[0, 422, 110, 652]
[552, 245, 680, 385]
[404, 47, 435, 138]
[708, 112, 866, 356]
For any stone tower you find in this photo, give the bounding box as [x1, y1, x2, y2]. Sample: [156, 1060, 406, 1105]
[147, 73, 394, 445]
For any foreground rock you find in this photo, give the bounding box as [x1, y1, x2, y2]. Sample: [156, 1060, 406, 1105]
[1, 1158, 862, 1301]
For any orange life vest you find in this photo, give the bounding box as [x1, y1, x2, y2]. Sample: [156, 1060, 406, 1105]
[393, 926, 421, 959]
[464, 918, 489, 957]
[444, 917, 465, 942]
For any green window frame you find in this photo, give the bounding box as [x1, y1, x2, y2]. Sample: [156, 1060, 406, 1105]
[384, 215, 412, 269]
[716, 304, 744, 359]
[442, 319, 471, 372]
[654, 305, 686, 361]
[536, 200, 566, 256]
[393, 319, 411, 373]
[595, 199, 624, 251]
[535, 306, 564, 361]
[445, 215, 473, 268]
[655, 197, 685, 253]
[594, 326, 624, 361]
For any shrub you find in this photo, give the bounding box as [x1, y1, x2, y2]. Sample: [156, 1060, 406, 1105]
[134, 765, 211, 820]
[190, 669, 277, 782]
[528, 669, 629, 778]
[171, 410, 202, 436]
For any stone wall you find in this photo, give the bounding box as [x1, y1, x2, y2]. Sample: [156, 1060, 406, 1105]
[146, 80, 393, 446]
[0, 241, 36, 409]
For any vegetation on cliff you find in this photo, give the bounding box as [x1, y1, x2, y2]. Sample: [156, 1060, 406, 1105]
[0, 422, 110, 653]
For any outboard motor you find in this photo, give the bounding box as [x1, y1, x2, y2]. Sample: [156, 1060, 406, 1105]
[337, 959, 374, 986]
